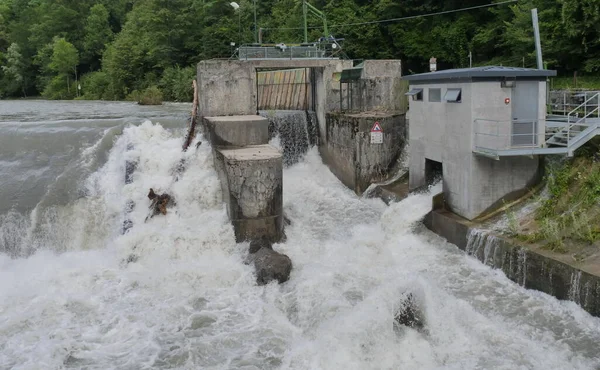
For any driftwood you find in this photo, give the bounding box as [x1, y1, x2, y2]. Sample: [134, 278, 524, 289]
[182, 80, 199, 151]
[145, 188, 174, 222]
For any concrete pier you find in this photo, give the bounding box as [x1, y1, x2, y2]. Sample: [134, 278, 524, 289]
[204, 115, 269, 147]
[204, 115, 284, 243]
[214, 145, 283, 242]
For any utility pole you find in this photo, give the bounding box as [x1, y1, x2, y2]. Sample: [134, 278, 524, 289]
[468, 51, 472, 68]
[303, 0, 308, 43]
[531, 8, 544, 69]
[254, 0, 258, 43]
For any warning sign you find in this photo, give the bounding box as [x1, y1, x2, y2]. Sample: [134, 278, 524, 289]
[370, 121, 383, 144]
[371, 122, 383, 132]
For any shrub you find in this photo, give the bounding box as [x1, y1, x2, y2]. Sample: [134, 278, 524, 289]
[80, 71, 111, 100]
[129, 85, 163, 105]
[159, 66, 195, 102]
[41, 75, 76, 100]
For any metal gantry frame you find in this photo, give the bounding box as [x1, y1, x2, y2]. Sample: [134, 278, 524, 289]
[303, 0, 329, 43]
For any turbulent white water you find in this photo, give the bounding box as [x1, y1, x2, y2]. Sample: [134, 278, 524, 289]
[1, 102, 600, 369]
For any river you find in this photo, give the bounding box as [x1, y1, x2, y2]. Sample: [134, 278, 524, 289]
[0, 100, 599, 369]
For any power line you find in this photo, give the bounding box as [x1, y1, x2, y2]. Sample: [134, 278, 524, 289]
[262, 0, 518, 31]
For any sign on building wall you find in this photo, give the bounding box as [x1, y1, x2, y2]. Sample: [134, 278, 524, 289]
[370, 122, 383, 144]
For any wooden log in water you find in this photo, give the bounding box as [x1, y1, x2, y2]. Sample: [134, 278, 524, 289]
[182, 80, 199, 151]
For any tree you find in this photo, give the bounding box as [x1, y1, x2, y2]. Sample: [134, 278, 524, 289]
[50, 37, 79, 94]
[83, 4, 113, 70]
[1, 43, 26, 96]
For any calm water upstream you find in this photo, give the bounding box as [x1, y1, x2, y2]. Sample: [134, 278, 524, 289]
[0, 100, 599, 369]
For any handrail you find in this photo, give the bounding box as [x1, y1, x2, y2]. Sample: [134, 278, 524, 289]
[565, 92, 600, 146]
[473, 118, 540, 151]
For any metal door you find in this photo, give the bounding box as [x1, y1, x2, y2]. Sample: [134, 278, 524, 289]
[511, 81, 539, 147]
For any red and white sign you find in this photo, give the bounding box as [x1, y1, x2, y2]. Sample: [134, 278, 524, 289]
[504, 97, 511, 105]
[371, 122, 383, 133]
[370, 122, 383, 144]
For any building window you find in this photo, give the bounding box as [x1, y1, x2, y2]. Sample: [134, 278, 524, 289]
[429, 88, 441, 102]
[406, 88, 423, 101]
[445, 88, 462, 103]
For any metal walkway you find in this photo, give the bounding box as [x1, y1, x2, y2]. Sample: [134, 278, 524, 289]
[474, 93, 600, 159]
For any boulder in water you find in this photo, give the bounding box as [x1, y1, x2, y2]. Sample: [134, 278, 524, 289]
[248, 238, 292, 285]
[394, 293, 425, 331]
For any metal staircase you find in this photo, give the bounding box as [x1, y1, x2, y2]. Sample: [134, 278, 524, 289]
[473, 92, 600, 159]
[545, 92, 600, 155]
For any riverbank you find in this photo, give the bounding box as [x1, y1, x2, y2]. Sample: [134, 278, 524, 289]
[424, 147, 600, 316]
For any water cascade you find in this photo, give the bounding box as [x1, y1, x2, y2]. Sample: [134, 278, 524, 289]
[1, 101, 600, 369]
[259, 110, 318, 166]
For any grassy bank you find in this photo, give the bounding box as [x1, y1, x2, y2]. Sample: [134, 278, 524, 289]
[550, 76, 600, 90]
[502, 142, 600, 260]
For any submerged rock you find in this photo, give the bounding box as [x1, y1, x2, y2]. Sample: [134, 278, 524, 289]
[249, 238, 271, 254]
[394, 293, 425, 331]
[125, 160, 137, 184]
[247, 238, 292, 285]
[122, 219, 133, 234]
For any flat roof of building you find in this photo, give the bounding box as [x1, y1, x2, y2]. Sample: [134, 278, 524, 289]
[403, 66, 557, 82]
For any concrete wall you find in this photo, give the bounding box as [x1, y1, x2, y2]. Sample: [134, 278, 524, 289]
[338, 60, 408, 114]
[197, 59, 352, 143]
[425, 209, 600, 317]
[537, 81, 547, 146]
[408, 80, 545, 220]
[408, 82, 473, 217]
[360, 60, 407, 113]
[322, 112, 407, 194]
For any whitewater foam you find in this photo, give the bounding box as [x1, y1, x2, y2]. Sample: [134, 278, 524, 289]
[0, 113, 599, 369]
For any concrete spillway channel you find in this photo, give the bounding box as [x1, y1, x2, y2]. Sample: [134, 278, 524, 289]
[204, 115, 291, 284]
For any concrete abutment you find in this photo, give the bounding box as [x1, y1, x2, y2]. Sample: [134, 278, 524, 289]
[204, 116, 284, 244]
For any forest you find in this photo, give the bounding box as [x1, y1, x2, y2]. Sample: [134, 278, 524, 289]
[0, 0, 598, 101]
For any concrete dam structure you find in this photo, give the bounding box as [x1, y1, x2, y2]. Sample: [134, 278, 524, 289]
[197, 58, 409, 244]
[197, 59, 600, 317]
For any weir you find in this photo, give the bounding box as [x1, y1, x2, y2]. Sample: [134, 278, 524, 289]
[259, 110, 318, 166]
[197, 58, 409, 238]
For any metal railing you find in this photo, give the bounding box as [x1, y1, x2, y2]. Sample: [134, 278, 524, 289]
[557, 92, 600, 146]
[237, 45, 328, 60]
[474, 118, 541, 152]
[549, 90, 600, 116]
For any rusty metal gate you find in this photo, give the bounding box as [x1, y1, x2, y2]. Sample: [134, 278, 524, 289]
[257, 68, 313, 111]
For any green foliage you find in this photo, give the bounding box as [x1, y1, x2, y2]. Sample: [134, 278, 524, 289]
[41, 75, 77, 100]
[48, 37, 79, 95]
[83, 4, 113, 69]
[518, 151, 600, 252]
[1, 43, 26, 96]
[0, 0, 599, 99]
[159, 66, 195, 102]
[550, 76, 600, 90]
[538, 218, 565, 251]
[505, 205, 520, 236]
[128, 85, 163, 105]
[50, 38, 79, 76]
[80, 71, 112, 100]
